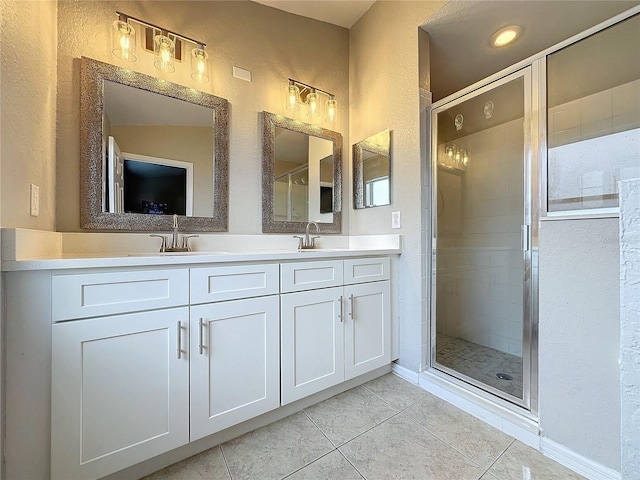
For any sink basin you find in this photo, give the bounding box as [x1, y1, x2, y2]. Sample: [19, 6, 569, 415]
[298, 248, 350, 252]
[126, 252, 230, 257]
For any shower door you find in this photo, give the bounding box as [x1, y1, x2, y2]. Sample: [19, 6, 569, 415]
[430, 67, 536, 409]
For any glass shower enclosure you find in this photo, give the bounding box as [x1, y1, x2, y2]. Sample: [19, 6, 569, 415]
[430, 68, 536, 409]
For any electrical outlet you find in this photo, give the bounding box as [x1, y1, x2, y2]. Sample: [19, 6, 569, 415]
[391, 211, 401, 229]
[30, 184, 40, 217]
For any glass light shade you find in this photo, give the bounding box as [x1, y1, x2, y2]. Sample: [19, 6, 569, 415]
[326, 97, 337, 122]
[111, 20, 136, 62]
[286, 84, 300, 112]
[154, 34, 175, 73]
[307, 91, 320, 117]
[445, 144, 457, 159]
[191, 47, 209, 83]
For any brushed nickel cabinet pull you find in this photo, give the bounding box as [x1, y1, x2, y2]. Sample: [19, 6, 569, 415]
[199, 318, 205, 355]
[176, 321, 182, 359]
[349, 294, 354, 320]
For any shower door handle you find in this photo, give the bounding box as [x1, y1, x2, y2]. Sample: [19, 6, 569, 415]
[521, 224, 530, 252]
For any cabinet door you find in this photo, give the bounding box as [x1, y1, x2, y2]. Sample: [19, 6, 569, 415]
[344, 281, 391, 380]
[281, 287, 344, 404]
[190, 296, 280, 441]
[51, 308, 189, 480]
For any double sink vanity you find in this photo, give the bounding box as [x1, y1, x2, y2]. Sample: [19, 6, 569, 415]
[3, 230, 400, 480]
[2, 54, 399, 479]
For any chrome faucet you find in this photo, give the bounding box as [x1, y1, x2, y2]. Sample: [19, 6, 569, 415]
[294, 221, 320, 250]
[150, 214, 199, 252]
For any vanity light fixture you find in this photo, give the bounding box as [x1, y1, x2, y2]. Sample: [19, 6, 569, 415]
[286, 78, 337, 123]
[491, 25, 522, 47]
[111, 14, 137, 62]
[111, 12, 210, 83]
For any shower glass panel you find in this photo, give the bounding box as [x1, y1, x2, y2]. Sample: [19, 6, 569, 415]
[432, 69, 531, 406]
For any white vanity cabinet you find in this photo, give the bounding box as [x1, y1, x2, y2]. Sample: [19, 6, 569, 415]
[280, 258, 391, 405]
[6, 253, 395, 480]
[51, 269, 190, 480]
[189, 264, 280, 441]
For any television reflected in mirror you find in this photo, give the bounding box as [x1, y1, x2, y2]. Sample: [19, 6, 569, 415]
[80, 56, 229, 231]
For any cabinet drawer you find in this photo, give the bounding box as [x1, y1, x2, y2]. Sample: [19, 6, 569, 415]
[190, 264, 279, 304]
[344, 257, 390, 285]
[52, 269, 189, 322]
[281, 260, 343, 293]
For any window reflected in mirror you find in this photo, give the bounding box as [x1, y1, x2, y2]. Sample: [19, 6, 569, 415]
[353, 129, 391, 209]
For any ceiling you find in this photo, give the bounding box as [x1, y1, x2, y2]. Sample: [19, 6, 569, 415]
[421, 0, 639, 101]
[253, 1, 638, 102]
[253, 0, 375, 28]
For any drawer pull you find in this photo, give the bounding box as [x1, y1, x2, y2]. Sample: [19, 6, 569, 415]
[199, 318, 205, 355]
[176, 321, 183, 359]
[349, 294, 355, 320]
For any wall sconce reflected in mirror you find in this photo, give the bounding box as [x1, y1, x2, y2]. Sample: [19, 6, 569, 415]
[286, 78, 337, 123]
[440, 143, 469, 172]
[110, 12, 210, 83]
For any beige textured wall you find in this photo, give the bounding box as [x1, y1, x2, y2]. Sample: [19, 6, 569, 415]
[349, 1, 447, 370]
[1, 0, 57, 230]
[57, 0, 349, 232]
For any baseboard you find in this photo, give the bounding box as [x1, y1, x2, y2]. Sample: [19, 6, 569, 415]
[391, 362, 420, 383]
[541, 437, 621, 480]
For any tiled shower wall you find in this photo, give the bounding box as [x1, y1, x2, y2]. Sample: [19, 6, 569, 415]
[436, 119, 524, 357]
[548, 79, 640, 209]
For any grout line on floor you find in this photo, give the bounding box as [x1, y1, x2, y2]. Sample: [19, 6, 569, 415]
[280, 449, 338, 479]
[218, 444, 234, 480]
[396, 409, 490, 472]
[478, 438, 515, 479]
[302, 409, 341, 449]
[335, 447, 367, 480]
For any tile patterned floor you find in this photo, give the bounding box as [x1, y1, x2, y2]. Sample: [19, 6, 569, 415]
[143, 373, 585, 480]
[436, 333, 524, 398]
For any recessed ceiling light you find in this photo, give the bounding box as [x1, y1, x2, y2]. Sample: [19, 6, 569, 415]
[491, 25, 522, 47]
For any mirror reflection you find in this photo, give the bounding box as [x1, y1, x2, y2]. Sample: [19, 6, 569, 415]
[262, 112, 342, 234]
[353, 129, 391, 209]
[274, 127, 334, 223]
[80, 57, 229, 231]
[103, 81, 214, 217]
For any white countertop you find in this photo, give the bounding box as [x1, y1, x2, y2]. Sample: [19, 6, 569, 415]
[2, 247, 401, 272]
[1, 229, 402, 271]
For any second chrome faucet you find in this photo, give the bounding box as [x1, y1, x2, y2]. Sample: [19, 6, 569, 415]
[294, 221, 320, 250]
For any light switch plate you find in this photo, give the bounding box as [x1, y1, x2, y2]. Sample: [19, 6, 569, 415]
[391, 211, 401, 229]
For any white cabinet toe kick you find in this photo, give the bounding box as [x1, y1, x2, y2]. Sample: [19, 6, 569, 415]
[4, 255, 394, 480]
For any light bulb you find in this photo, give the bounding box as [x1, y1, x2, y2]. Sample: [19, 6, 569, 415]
[326, 96, 337, 122]
[154, 34, 175, 73]
[286, 83, 300, 111]
[191, 47, 209, 83]
[307, 90, 319, 117]
[112, 20, 136, 62]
